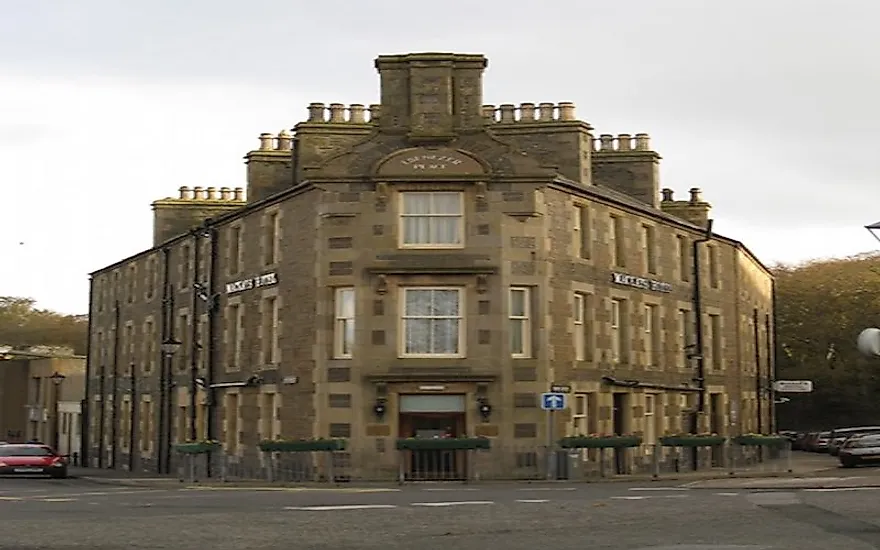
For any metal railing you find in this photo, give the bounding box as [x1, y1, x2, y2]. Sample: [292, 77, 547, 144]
[171, 441, 795, 484]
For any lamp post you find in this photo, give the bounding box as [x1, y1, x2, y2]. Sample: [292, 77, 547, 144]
[160, 338, 182, 474]
[49, 372, 66, 452]
[856, 222, 880, 360]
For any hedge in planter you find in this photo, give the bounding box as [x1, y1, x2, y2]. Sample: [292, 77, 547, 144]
[558, 435, 642, 449]
[660, 435, 726, 447]
[395, 437, 491, 451]
[173, 441, 221, 454]
[732, 434, 788, 447]
[259, 439, 347, 452]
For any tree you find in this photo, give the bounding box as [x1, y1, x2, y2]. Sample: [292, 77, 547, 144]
[0, 297, 88, 355]
[773, 253, 880, 429]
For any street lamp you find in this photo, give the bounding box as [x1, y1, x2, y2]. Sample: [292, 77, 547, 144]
[856, 222, 880, 359]
[161, 338, 183, 356]
[159, 337, 182, 474]
[49, 372, 66, 452]
[866, 221, 880, 245]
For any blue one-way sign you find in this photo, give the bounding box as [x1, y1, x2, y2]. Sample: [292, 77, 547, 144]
[541, 392, 567, 411]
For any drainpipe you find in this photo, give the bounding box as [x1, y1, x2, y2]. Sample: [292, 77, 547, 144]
[110, 301, 120, 468]
[753, 308, 762, 433]
[82, 276, 94, 467]
[97, 363, 105, 469]
[691, 219, 714, 417]
[128, 363, 137, 472]
[767, 283, 777, 432]
[189, 228, 203, 441]
[158, 247, 171, 474]
[205, 225, 220, 477]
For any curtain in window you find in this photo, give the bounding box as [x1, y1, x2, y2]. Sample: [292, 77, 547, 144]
[403, 289, 460, 354]
[402, 193, 462, 246]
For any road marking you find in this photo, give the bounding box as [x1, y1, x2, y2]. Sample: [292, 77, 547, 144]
[422, 488, 480, 491]
[38, 498, 77, 502]
[284, 504, 398, 511]
[517, 487, 576, 491]
[0, 497, 22, 501]
[516, 499, 550, 503]
[803, 487, 880, 492]
[629, 487, 690, 491]
[411, 500, 495, 507]
[715, 492, 740, 496]
[611, 496, 648, 500]
[186, 486, 400, 493]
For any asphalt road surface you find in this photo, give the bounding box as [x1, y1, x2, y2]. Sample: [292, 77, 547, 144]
[2, 476, 880, 549]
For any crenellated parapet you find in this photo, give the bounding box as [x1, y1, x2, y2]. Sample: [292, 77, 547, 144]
[592, 133, 652, 153]
[481, 102, 577, 123]
[303, 103, 380, 124]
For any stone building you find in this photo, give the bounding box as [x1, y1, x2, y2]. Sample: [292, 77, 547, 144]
[85, 52, 776, 478]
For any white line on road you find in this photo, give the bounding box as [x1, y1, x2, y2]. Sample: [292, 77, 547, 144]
[422, 488, 480, 491]
[284, 504, 398, 511]
[629, 487, 690, 491]
[411, 501, 495, 507]
[611, 496, 648, 500]
[802, 487, 880, 492]
[715, 492, 740, 496]
[515, 499, 550, 503]
[517, 487, 576, 491]
[39, 498, 77, 502]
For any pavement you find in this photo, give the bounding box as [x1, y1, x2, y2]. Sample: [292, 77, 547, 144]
[3, 473, 880, 549]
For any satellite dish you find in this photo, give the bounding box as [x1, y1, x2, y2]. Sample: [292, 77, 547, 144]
[857, 328, 880, 358]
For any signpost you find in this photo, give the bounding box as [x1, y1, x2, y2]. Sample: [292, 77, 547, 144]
[772, 380, 814, 393]
[549, 384, 572, 394]
[541, 392, 567, 480]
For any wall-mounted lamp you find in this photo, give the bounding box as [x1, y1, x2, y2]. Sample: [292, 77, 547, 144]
[477, 397, 492, 421]
[373, 398, 387, 420]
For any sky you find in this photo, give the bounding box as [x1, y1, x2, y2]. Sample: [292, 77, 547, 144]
[1, 0, 878, 315]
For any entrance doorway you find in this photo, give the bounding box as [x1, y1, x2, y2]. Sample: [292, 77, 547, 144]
[398, 394, 467, 481]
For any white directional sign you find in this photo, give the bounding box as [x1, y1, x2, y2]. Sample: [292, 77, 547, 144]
[773, 380, 814, 393]
[541, 392, 567, 411]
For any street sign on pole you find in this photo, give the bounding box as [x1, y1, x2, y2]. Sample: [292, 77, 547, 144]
[550, 384, 572, 394]
[541, 393, 567, 410]
[772, 380, 813, 393]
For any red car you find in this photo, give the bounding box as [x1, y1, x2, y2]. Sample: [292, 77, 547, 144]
[0, 444, 68, 478]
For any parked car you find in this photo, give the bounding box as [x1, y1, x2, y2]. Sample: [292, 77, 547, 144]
[0, 444, 69, 478]
[828, 426, 880, 456]
[810, 431, 833, 452]
[839, 434, 880, 468]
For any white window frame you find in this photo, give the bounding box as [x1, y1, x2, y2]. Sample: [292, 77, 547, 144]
[333, 288, 355, 359]
[574, 293, 586, 361]
[644, 394, 657, 449]
[399, 287, 464, 358]
[610, 299, 622, 363]
[509, 287, 531, 358]
[572, 394, 588, 435]
[644, 304, 656, 367]
[398, 191, 465, 249]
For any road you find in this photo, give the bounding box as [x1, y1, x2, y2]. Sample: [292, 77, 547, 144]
[2, 475, 880, 549]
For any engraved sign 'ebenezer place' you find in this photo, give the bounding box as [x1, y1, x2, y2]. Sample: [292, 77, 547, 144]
[375, 147, 486, 177]
[611, 272, 673, 293]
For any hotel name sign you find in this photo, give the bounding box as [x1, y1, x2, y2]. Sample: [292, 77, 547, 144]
[225, 272, 278, 295]
[611, 272, 673, 294]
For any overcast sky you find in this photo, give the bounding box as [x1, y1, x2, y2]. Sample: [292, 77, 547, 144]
[2, 0, 878, 315]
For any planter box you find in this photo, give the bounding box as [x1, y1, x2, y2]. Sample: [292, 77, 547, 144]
[173, 442, 220, 454]
[259, 439, 346, 453]
[558, 436, 642, 449]
[660, 436, 726, 447]
[732, 435, 788, 447]
[395, 438, 491, 451]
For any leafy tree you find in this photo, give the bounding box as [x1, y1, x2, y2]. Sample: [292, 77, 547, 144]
[773, 253, 880, 430]
[0, 297, 87, 355]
